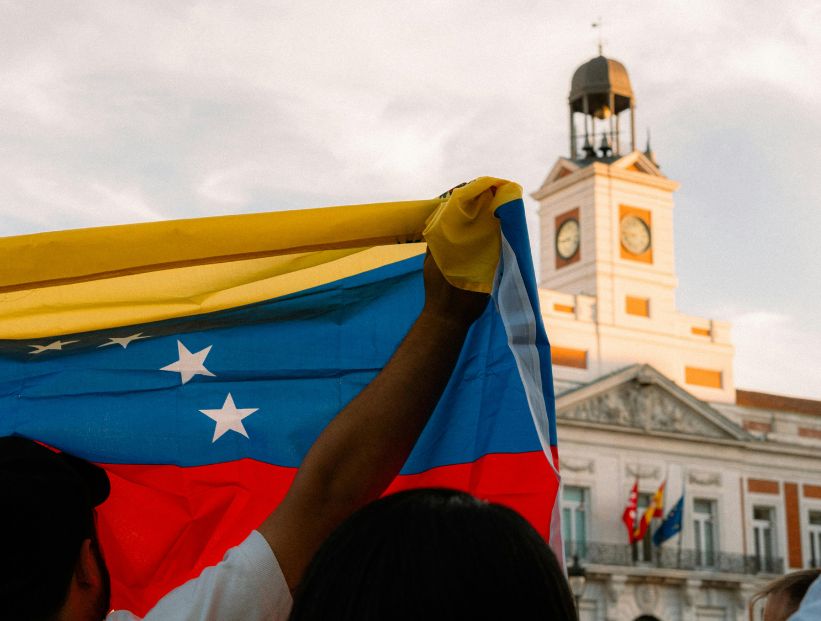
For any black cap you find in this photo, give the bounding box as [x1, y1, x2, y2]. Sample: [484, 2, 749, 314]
[0, 435, 111, 619]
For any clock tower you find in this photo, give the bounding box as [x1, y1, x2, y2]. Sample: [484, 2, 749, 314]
[532, 54, 735, 403]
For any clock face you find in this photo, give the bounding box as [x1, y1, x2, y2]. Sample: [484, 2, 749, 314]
[620, 215, 651, 255]
[556, 218, 580, 260]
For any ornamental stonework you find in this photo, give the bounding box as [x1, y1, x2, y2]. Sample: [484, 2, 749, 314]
[558, 382, 729, 440]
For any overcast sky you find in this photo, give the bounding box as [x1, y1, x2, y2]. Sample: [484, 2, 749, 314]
[2, 1, 819, 399]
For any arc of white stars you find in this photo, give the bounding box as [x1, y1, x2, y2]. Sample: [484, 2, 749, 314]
[29, 340, 79, 355]
[99, 333, 150, 349]
[160, 340, 215, 384]
[199, 393, 259, 442]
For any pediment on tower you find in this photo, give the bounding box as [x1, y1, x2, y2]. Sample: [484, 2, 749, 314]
[555, 364, 750, 442]
[538, 158, 582, 189]
[610, 151, 666, 177]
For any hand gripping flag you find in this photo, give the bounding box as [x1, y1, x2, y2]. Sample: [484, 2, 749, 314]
[0, 177, 560, 615]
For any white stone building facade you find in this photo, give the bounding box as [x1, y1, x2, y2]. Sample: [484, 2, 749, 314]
[536, 54, 821, 621]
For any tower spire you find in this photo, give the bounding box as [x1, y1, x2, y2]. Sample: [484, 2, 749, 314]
[592, 17, 604, 55]
[644, 128, 659, 167]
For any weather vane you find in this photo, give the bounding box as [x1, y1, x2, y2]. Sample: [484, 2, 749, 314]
[592, 16, 604, 55]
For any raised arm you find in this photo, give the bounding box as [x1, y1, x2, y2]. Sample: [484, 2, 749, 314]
[258, 251, 488, 589]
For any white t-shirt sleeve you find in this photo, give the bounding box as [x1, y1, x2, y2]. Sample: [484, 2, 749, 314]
[107, 530, 292, 621]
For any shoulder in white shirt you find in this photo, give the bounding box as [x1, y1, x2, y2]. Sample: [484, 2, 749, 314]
[107, 530, 292, 621]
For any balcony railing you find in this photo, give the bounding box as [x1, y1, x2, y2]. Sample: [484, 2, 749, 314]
[564, 541, 783, 575]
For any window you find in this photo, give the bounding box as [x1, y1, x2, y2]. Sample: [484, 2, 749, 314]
[693, 499, 717, 567]
[552, 346, 588, 369]
[625, 295, 650, 317]
[562, 486, 588, 559]
[752, 506, 776, 572]
[685, 366, 723, 389]
[632, 492, 653, 563]
[809, 510, 821, 568]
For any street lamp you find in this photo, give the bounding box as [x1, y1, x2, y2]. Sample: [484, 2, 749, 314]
[567, 554, 588, 616]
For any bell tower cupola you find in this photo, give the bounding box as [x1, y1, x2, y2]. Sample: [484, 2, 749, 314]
[532, 52, 736, 404]
[569, 55, 636, 160]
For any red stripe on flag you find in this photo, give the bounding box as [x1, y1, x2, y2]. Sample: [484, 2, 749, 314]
[385, 451, 557, 539]
[97, 451, 556, 615]
[98, 460, 295, 614]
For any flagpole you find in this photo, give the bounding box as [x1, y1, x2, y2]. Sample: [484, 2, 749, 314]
[626, 471, 640, 564]
[630, 468, 641, 563]
[677, 467, 686, 569]
[657, 464, 669, 567]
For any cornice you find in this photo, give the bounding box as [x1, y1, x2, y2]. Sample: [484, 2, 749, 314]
[556, 418, 748, 449]
[557, 413, 821, 461]
[583, 564, 752, 585]
[594, 163, 681, 192]
[531, 160, 680, 200]
[531, 164, 595, 200]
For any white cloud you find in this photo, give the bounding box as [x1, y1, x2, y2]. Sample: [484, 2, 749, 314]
[89, 182, 163, 222]
[197, 163, 263, 205]
[0, 59, 73, 128]
[0, 0, 819, 398]
[0, 164, 163, 231]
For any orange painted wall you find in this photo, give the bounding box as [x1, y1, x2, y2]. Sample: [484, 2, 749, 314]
[784, 482, 803, 568]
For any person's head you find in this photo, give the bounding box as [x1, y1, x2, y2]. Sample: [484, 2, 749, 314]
[289, 487, 577, 621]
[752, 568, 821, 621]
[0, 435, 112, 621]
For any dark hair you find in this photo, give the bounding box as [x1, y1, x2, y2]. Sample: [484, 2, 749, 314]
[289, 488, 577, 621]
[751, 568, 821, 619]
[0, 436, 110, 621]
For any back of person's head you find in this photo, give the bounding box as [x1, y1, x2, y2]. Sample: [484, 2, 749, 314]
[289, 487, 577, 621]
[0, 435, 111, 621]
[752, 568, 821, 621]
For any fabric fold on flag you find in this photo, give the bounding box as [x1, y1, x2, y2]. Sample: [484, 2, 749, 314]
[622, 478, 639, 543]
[0, 177, 518, 338]
[0, 177, 559, 615]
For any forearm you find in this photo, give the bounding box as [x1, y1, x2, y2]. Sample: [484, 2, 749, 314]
[292, 309, 473, 520]
[259, 252, 488, 588]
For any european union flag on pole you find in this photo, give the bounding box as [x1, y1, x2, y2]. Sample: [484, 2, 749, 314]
[653, 494, 684, 546]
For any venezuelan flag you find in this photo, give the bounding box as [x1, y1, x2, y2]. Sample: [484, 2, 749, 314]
[0, 177, 559, 615]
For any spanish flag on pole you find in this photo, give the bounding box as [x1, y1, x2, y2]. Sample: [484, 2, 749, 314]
[634, 481, 666, 541]
[0, 178, 560, 615]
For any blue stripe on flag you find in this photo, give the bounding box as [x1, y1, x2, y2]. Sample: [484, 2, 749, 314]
[1, 254, 543, 472]
[495, 199, 557, 447]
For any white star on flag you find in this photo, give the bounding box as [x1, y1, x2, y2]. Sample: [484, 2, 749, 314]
[160, 340, 215, 384]
[199, 393, 259, 442]
[99, 333, 150, 349]
[29, 340, 79, 355]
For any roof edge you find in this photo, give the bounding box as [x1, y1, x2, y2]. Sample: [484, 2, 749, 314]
[736, 389, 821, 416]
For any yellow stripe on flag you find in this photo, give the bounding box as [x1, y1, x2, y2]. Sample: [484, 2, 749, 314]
[0, 245, 425, 339]
[0, 177, 522, 339]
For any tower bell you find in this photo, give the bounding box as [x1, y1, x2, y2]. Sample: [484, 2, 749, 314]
[568, 55, 636, 159]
